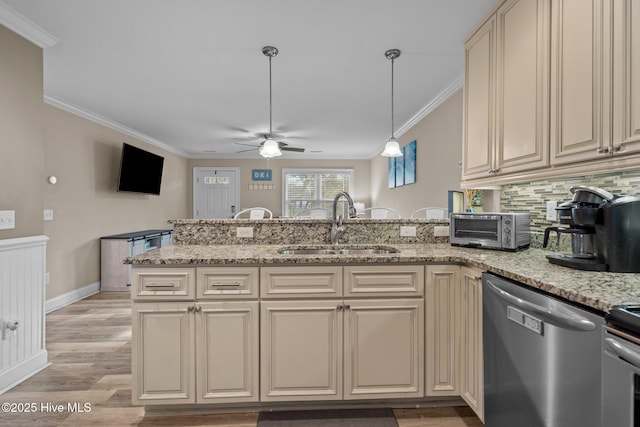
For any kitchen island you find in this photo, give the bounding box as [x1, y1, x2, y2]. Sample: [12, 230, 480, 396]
[124, 241, 640, 419]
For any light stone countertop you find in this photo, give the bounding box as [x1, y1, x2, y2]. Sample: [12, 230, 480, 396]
[125, 243, 640, 313]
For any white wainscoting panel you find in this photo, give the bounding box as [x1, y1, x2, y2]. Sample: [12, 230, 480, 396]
[0, 235, 50, 393]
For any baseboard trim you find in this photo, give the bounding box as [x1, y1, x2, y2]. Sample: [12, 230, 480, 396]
[46, 282, 100, 313]
[0, 350, 50, 394]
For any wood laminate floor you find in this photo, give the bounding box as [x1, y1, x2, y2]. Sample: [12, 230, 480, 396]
[0, 292, 483, 426]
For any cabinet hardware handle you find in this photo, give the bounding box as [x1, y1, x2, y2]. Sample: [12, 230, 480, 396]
[337, 304, 343, 311]
[195, 305, 202, 313]
[344, 304, 351, 310]
[187, 305, 195, 312]
[474, 276, 482, 280]
[145, 283, 176, 288]
[210, 281, 241, 287]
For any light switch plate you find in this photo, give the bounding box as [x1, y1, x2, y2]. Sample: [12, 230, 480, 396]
[433, 225, 450, 237]
[236, 227, 253, 238]
[400, 226, 417, 237]
[546, 201, 557, 221]
[0, 210, 15, 230]
[44, 209, 54, 221]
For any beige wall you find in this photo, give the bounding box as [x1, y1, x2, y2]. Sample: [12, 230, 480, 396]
[0, 25, 45, 238]
[370, 90, 463, 217]
[188, 159, 372, 217]
[43, 105, 189, 299]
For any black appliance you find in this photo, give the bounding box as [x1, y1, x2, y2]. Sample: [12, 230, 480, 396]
[595, 195, 640, 273]
[544, 186, 613, 271]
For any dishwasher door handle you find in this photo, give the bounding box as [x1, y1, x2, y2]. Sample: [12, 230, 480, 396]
[485, 280, 597, 331]
[605, 337, 640, 369]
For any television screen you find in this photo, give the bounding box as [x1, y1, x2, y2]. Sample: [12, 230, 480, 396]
[117, 143, 164, 195]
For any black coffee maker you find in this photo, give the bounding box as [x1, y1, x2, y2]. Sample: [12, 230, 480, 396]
[544, 186, 614, 271]
[595, 195, 640, 272]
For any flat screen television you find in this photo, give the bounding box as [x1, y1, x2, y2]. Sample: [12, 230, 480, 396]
[117, 143, 164, 195]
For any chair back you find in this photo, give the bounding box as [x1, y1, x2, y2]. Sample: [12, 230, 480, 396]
[359, 207, 401, 219]
[410, 207, 448, 219]
[295, 208, 331, 219]
[234, 207, 273, 219]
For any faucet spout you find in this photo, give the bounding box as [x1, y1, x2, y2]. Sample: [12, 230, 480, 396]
[331, 192, 356, 245]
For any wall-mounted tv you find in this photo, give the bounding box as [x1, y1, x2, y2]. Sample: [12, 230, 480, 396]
[117, 143, 164, 195]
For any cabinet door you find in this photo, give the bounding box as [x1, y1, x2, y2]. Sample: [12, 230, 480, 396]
[425, 265, 460, 396]
[460, 267, 484, 421]
[496, 0, 550, 174]
[612, 0, 640, 153]
[344, 265, 424, 298]
[260, 300, 343, 401]
[344, 299, 424, 400]
[550, 0, 606, 165]
[463, 14, 496, 180]
[131, 302, 195, 405]
[196, 302, 259, 403]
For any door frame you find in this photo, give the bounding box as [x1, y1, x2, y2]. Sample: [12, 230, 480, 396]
[193, 167, 241, 218]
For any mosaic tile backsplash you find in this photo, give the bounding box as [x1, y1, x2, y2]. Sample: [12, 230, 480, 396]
[501, 168, 640, 241]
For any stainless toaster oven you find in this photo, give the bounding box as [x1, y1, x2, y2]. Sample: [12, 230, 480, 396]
[449, 212, 530, 251]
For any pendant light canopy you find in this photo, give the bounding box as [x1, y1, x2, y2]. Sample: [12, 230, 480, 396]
[381, 48, 403, 157]
[260, 46, 282, 158]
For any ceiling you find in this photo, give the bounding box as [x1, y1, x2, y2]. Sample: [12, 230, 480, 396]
[2, 0, 496, 159]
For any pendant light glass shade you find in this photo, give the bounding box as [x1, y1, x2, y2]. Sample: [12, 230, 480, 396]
[260, 46, 283, 158]
[259, 137, 282, 158]
[381, 49, 403, 158]
[381, 137, 403, 157]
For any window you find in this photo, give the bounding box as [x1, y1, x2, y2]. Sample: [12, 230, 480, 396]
[283, 169, 354, 217]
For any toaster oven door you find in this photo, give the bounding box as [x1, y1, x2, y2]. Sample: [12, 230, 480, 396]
[451, 215, 502, 247]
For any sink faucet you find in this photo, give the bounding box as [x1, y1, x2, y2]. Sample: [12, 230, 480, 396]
[330, 192, 357, 245]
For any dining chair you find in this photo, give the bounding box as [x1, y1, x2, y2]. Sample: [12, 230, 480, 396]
[410, 207, 448, 219]
[233, 207, 273, 219]
[294, 207, 331, 219]
[359, 207, 401, 219]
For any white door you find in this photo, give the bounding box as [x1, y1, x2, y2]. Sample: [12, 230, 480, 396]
[193, 167, 239, 219]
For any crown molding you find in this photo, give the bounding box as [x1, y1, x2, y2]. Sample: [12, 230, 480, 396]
[0, 1, 58, 48]
[44, 94, 188, 157]
[396, 74, 463, 137]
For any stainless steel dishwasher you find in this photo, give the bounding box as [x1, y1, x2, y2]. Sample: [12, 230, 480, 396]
[483, 273, 604, 427]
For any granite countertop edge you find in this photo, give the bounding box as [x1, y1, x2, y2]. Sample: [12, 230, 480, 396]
[125, 243, 640, 313]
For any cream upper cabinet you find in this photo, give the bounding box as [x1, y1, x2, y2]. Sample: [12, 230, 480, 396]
[550, 0, 607, 165]
[495, 0, 550, 175]
[463, 0, 550, 182]
[459, 267, 484, 422]
[425, 265, 460, 397]
[612, 0, 640, 155]
[463, 15, 496, 180]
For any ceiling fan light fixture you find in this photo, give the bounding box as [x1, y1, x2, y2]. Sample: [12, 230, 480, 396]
[381, 137, 403, 157]
[381, 48, 403, 158]
[259, 137, 282, 158]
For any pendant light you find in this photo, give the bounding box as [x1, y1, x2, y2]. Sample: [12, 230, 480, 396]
[259, 46, 282, 158]
[381, 49, 403, 157]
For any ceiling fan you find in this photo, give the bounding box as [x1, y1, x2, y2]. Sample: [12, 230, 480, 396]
[235, 133, 305, 154]
[231, 46, 306, 157]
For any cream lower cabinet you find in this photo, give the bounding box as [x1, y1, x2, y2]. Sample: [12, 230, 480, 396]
[425, 265, 484, 421]
[132, 267, 259, 406]
[260, 265, 424, 402]
[459, 267, 484, 421]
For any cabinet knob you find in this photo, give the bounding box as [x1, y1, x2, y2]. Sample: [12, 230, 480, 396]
[337, 304, 343, 311]
[344, 304, 351, 310]
[187, 305, 195, 313]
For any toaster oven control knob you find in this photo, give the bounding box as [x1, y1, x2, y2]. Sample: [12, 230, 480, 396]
[504, 218, 512, 225]
[504, 236, 511, 245]
[504, 227, 511, 234]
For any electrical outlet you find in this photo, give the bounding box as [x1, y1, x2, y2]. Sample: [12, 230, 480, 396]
[0, 210, 15, 230]
[433, 225, 450, 237]
[546, 201, 558, 221]
[236, 227, 253, 238]
[400, 226, 417, 237]
[44, 209, 54, 221]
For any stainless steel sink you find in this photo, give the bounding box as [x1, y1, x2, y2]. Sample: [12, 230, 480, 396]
[277, 245, 399, 255]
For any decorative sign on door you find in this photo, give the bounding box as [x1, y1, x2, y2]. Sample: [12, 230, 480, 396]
[252, 169, 272, 181]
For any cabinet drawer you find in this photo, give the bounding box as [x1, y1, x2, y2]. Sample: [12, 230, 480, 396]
[131, 267, 195, 300]
[344, 265, 424, 297]
[261, 266, 343, 298]
[197, 267, 259, 299]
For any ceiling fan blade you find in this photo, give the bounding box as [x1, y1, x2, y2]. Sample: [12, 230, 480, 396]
[236, 148, 258, 153]
[281, 146, 305, 152]
[234, 142, 261, 148]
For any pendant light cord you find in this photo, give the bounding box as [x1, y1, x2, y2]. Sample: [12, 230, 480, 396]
[269, 54, 273, 137]
[391, 57, 395, 139]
